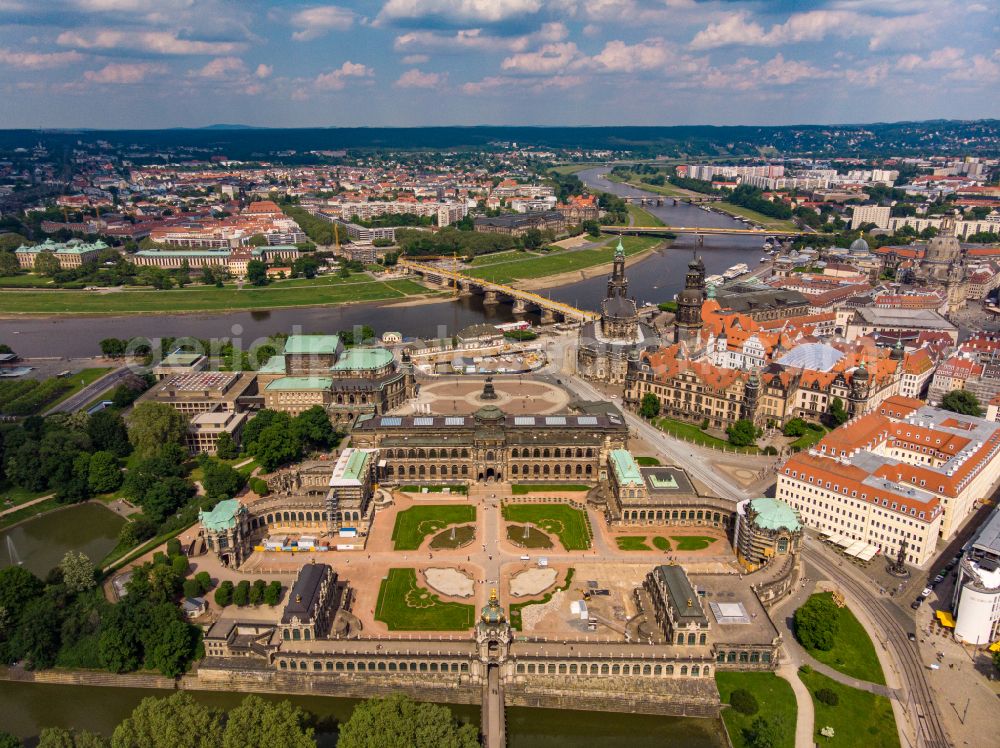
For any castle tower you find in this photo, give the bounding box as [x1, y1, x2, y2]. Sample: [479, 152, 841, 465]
[475, 588, 512, 666]
[848, 361, 870, 417]
[401, 349, 418, 400]
[741, 368, 761, 423]
[674, 254, 706, 345]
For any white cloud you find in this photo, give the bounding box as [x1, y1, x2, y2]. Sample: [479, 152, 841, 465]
[590, 38, 669, 72]
[401, 54, 429, 64]
[501, 42, 581, 73]
[395, 22, 567, 53]
[378, 0, 542, 25]
[946, 53, 1000, 82]
[461, 73, 585, 95]
[191, 56, 245, 79]
[255, 63, 272, 78]
[57, 29, 245, 55]
[0, 47, 84, 69]
[698, 54, 833, 91]
[395, 68, 445, 88]
[290, 5, 356, 42]
[690, 9, 934, 52]
[83, 61, 166, 84]
[314, 61, 373, 90]
[896, 47, 964, 71]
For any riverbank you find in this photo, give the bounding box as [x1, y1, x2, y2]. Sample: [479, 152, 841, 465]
[516, 240, 666, 291]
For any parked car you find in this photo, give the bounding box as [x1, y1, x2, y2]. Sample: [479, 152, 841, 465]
[908, 633, 917, 642]
[911, 598, 923, 610]
[922, 587, 933, 597]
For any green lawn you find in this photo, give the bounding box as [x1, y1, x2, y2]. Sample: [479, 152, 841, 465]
[464, 236, 661, 284]
[716, 671, 797, 748]
[507, 524, 554, 549]
[604, 172, 693, 197]
[45, 367, 114, 409]
[509, 568, 574, 630]
[390, 504, 477, 551]
[800, 670, 899, 748]
[671, 535, 717, 551]
[549, 163, 601, 175]
[0, 277, 431, 314]
[652, 536, 672, 551]
[615, 536, 652, 551]
[511, 484, 590, 495]
[429, 525, 476, 549]
[634, 456, 661, 466]
[0, 274, 57, 287]
[790, 425, 828, 451]
[502, 503, 591, 551]
[374, 568, 475, 631]
[656, 417, 759, 454]
[714, 202, 798, 232]
[798, 593, 886, 685]
[627, 204, 666, 227]
[0, 483, 53, 509]
[467, 250, 539, 267]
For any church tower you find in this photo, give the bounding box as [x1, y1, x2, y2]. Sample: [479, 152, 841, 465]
[607, 238, 629, 299]
[674, 254, 706, 345]
[848, 362, 870, 417]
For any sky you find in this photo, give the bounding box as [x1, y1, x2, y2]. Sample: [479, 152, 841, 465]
[0, 0, 998, 129]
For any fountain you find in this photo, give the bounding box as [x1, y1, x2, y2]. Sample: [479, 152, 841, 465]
[450, 526, 457, 541]
[6, 536, 22, 566]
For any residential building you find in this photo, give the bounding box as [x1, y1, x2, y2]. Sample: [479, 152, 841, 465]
[951, 508, 1000, 645]
[850, 205, 892, 230]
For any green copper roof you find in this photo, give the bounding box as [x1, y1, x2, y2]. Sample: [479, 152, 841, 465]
[615, 237, 624, 256]
[199, 499, 242, 531]
[284, 335, 340, 355]
[610, 449, 644, 486]
[331, 347, 394, 371]
[264, 376, 332, 390]
[749, 497, 801, 532]
[341, 449, 371, 481]
[257, 354, 286, 374]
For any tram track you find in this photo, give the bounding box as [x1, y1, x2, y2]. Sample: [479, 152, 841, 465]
[804, 546, 950, 748]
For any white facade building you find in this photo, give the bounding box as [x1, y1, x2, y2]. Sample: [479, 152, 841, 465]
[850, 205, 892, 230]
[951, 508, 1000, 645]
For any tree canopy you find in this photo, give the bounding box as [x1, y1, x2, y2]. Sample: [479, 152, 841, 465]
[337, 694, 479, 748]
[127, 402, 189, 459]
[940, 389, 983, 417]
[794, 594, 840, 651]
[639, 393, 661, 419]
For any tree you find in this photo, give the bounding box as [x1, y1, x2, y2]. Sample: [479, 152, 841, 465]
[127, 403, 189, 459]
[639, 393, 661, 419]
[794, 594, 840, 651]
[214, 580, 234, 607]
[745, 716, 783, 748]
[249, 579, 266, 606]
[11, 595, 61, 669]
[200, 459, 244, 500]
[182, 578, 202, 599]
[815, 688, 839, 706]
[782, 418, 808, 437]
[246, 260, 268, 286]
[727, 419, 759, 447]
[730, 688, 759, 715]
[233, 580, 250, 607]
[582, 219, 601, 237]
[337, 694, 479, 748]
[60, 550, 96, 593]
[264, 580, 282, 606]
[99, 338, 127, 358]
[292, 405, 336, 450]
[0, 566, 44, 615]
[0, 733, 20, 748]
[241, 409, 290, 452]
[34, 251, 61, 276]
[250, 423, 302, 472]
[827, 397, 849, 427]
[88, 450, 123, 493]
[88, 410, 132, 457]
[140, 604, 197, 677]
[223, 695, 315, 748]
[214, 431, 239, 459]
[98, 606, 143, 673]
[523, 227, 543, 249]
[941, 389, 983, 416]
[38, 727, 110, 748]
[141, 477, 194, 524]
[111, 692, 223, 748]
[0, 252, 19, 277]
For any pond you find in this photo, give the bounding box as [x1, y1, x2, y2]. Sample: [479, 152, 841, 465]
[0, 502, 125, 577]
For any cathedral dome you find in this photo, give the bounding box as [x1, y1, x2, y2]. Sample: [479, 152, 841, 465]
[849, 237, 870, 255]
[924, 234, 961, 265]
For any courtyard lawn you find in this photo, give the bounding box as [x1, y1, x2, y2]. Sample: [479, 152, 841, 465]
[507, 524, 554, 549]
[509, 568, 574, 631]
[429, 525, 476, 550]
[464, 236, 662, 284]
[797, 593, 886, 685]
[652, 536, 672, 551]
[656, 417, 759, 454]
[615, 536, 652, 551]
[634, 456, 661, 466]
[627, 204, 666, 227]
[511, 484, 590, 495]
[0, 276, 431, 314]
[671, 535, 717, 551]
[714, 202, 798, 232]
[374, 568, 475, 631]
[799, 670, 899, 748]
[790, 425, 828, 451]
[716, 671, 797, 748]
[390, 504, 477, 551]
[502, 503, 591, 551]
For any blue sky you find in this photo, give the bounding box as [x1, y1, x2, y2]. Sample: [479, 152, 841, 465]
[0, 0, 997, 128]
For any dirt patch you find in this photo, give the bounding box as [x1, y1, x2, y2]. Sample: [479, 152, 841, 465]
[423, 567, 475, 598]
[510, 567, 558, 597]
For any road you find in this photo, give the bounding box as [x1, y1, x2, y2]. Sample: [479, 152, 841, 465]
[803, 541, 950, 748]
[44, 366, 129, 415]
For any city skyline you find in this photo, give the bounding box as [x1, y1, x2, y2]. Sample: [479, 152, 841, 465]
[0, 0, 998, 129]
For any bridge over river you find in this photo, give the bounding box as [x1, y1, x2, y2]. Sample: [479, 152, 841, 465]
[398, 258, 598, 324]
[600, 225, 811, 239]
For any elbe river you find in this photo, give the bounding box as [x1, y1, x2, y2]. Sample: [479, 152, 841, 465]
[0, 167, 764, 357]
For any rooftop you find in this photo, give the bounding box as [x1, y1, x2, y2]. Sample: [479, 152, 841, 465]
[281, 563, 332, 624]
[610, 449, 643, 487]
[653, 565, 708, 626]
[264, 377, 333, 391]
[199, 499, 243, 532]
[330, 448, 374, 486]
[284, 335, 341, 356]
[330, 347, 394, 371]
[746, 497, 801, 532]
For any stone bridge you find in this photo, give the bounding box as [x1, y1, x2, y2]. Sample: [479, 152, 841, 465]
[600, 225, 809, 240]
[399, 258, 599, 324]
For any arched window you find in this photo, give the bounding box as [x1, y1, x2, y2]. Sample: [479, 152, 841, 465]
[691, 665, 699, 676]
[687, 633, 695, 645]
[666, 665, 674, 675]
[680, 665, 688, 676]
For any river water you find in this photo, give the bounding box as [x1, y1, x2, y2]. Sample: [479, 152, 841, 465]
[0, 166, 764, 358]
[0, 681, 725, 748]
